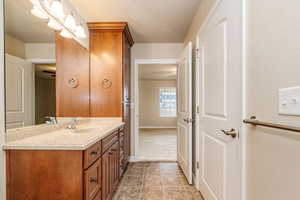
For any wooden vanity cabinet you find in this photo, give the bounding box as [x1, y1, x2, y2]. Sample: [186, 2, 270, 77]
[101, 131, 120, 200]
[88, 22, 134, 118]
[6, 127, 128, 200]
[88, 23, 133, 166]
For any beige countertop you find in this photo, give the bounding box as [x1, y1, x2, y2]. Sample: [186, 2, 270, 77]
[3, 118, 124, 150]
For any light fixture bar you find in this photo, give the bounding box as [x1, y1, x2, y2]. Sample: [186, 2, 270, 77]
[31, 0, 86, 40]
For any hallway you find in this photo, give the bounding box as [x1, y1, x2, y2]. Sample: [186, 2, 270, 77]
[113, 162, 203, 200]
[138, 129, 177, 161]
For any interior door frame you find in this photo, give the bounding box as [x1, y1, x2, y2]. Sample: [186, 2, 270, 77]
[194, 0, 246, 199]
[132, 58, 179, 161]
[0, 0, 6, 198]
[29, 58, 56, 125]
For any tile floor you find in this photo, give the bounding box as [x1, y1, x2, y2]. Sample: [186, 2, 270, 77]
[113, 162, 203, 200]
[138, 129, 177, 161]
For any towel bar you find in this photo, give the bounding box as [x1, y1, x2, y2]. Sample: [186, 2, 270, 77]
[243, 116, 300, 133]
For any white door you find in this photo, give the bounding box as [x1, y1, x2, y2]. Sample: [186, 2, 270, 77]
[196, 0, 242, 199]
[177, 42, 193, 184]
[5, 54, 34, 129]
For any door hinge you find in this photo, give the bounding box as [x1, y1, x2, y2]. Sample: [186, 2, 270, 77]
[196, 105, 200, 114]
[196, 48, 200, 59]
[196, 161, 200, 169]
[189, 117, 194, 124]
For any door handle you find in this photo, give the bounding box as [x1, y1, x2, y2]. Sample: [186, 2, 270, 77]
[221, 128, 237, 138]
[183, 117, 194, 124]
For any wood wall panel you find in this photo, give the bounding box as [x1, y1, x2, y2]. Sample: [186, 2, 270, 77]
[89, 31, 123, 117]
[56, 34, 90, 117]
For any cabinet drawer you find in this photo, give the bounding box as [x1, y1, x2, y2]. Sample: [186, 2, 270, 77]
[84, 159, 101, 200]
[102, 131, 118, 153]
[84, 141, 102, 169]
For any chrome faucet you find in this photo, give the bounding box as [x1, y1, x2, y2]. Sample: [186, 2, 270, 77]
[45, 116, 58, 125]
[66, 118, 79, 130]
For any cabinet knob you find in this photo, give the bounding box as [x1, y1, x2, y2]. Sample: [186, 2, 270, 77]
[90, 178, 98, 183]
[90, 151, 98, 155]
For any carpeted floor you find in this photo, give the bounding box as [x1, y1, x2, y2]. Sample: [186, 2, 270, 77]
[138, 128, 177, 161]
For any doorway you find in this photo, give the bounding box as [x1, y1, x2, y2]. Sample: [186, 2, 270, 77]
[34, 64, 56, 124]
[133, 59, 179, 161]
[138, 64, 177, 161]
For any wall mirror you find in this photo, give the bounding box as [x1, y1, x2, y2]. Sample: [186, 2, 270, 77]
[4, 0, 57, 130]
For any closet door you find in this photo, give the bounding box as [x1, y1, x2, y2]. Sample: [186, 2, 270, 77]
[56, 34, 90, 117]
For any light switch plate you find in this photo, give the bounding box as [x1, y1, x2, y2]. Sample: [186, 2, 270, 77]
[278, 87, 300, 116]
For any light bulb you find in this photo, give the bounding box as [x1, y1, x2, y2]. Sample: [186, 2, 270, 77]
[31, 6, 48, 19]
[50, 0, 65, 19]
[42, 0, 50, 8]
[64, 14, 76, 30]
[60, 29, 72, 38]
[48, 19, 62, 30]
[75, 25, 86, 38]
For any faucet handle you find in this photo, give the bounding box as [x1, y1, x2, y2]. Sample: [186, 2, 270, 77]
[71, 118, 79, 123]
[45, 116, 57, 124]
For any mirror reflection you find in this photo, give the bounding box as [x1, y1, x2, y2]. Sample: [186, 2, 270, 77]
[5, 0, 56, 129]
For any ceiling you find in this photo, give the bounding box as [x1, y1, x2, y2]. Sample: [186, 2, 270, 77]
[5, 0, 200, 43]
[139, 64, 177, 80]
[69, 0, 201, 43]
[5, 0, 55, 43]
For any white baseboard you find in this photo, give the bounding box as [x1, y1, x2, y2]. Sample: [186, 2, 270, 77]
[129, 156, 139, 162]
[139, 126, 177, 129]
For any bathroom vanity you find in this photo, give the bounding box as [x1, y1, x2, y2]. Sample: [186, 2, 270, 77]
[4, 118, 128, 200]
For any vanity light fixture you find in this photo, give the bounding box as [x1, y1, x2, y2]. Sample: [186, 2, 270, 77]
[75, 24, 86, 38]
[60, 28, 72, 38]
[49, 0, 65, 19]
[30, 5, 48, 19]
[30, 0, 87, 40]
[47, 19, 62, 30]
[64, 13, 76, 30]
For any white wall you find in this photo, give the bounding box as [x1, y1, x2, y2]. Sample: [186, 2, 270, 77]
[184, 0, 217, 46]
[5, 34, 26, 59]
[131, 43, 183, 156]
[139, 80, 177, 128]
[25, 43, 55, 60]
[0, 0, 6, 198]
[245, 0, 300, 199]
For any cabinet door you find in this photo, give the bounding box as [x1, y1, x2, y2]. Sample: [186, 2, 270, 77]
[90, 30, 123, 117]
[110, 142, 120, 193]
[84, 159, 101, 200]
[101, 150, 110, 200]
[56, 33, 90, 117]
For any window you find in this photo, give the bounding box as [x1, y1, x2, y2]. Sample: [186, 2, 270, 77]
[160, 87, 177, 117]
